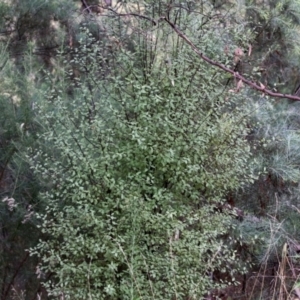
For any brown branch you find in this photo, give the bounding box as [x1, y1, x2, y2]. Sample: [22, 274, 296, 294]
[2, 252, 29, 299]
[107, 7, 157, 25]
[76, 5, 300, 102]
[81, 0, 92, 14]
[163, 17, 300, 102]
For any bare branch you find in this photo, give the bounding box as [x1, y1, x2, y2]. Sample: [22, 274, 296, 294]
[2, 252, 29, 299]
[163, 17, 300, 102]
[107, 7, 158, 25]
[81, 0, 92, 14]
[75, 5, 300, 102]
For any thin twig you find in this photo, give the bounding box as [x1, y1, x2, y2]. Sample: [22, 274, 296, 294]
[81, 0, 92, 14]
[107, 7, 158, 25]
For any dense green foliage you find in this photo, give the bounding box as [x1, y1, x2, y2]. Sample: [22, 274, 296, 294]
[1, 0, 300, 299]
[30, 25, 254, 298]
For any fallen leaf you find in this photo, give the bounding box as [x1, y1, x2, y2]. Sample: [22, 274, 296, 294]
[224, 45, 229, 56]
[236, 79, 244, 92]
[234, 47, 244, 63]
[248, 44, 252, 56]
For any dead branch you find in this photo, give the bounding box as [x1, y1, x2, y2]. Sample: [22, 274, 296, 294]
[163, 17, 300, 102]
[76, 5, 300, 102]
[107, 7, 157, 25]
